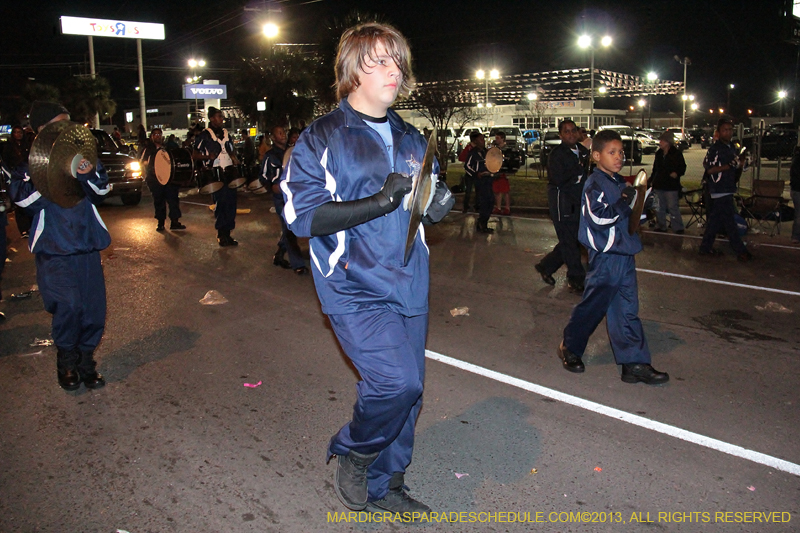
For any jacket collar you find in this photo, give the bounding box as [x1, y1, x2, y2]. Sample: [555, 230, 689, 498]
[339, 97, 410, 134]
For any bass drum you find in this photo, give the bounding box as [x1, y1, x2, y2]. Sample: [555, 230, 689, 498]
[196, 167, 225, 195]
[154, 148, 195, 188]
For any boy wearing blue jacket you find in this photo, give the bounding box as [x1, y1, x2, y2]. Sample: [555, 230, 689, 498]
[7, 101, 112, 391]
[282, 23, 453, 518]
[557, 130, 669, 385]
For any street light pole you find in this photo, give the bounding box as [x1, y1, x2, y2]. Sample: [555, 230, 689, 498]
[674, 56, 691, 135]
[579, 35, 611, 131]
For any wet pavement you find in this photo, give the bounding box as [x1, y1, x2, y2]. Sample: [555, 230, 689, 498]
[0, 187, 798, 532]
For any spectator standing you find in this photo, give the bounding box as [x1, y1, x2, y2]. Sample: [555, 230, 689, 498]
[491, 131, 511, 215]
[651, 131, 687, 234]
[257, 134, 271, 163]
[459, 134, 478, 213]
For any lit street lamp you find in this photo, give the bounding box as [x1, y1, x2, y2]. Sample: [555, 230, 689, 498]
[188, 58, 205, 125]
[646, 72, 658, 128]
[778, 90, 787, 117]
[727, 83, 735, 114]
[578, 34, 612, 130]
[263, 23, 279, 39]
[476, 69, 499, 125]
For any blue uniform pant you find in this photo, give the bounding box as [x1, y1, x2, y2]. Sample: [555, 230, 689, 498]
[273, 195, 304, 269]
[212, 185, 237, 231]
[327, 310, 427, 502]
[563, 253, 650, 365]
[36, 252, 106, 353]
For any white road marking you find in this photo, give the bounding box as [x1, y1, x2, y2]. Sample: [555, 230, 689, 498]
[425, 349, 800, 477]
[182, 201, 214, 207]
[636, 268, 800, 297]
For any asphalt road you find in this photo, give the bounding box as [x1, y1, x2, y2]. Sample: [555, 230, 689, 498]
[0, 186, 798, 532]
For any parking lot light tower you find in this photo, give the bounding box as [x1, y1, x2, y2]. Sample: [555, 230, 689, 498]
[646, 72, 658, 128]
[674, 56, 691, 135]
[579, 35, 612, 130]
[638, 99, 646, 129]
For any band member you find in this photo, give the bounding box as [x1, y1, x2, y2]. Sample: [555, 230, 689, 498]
[139, 128, 185, 232]
[193, 107, 240, 246]
[7, 101, 111, 391]
[536, 120, 590, 292]
[282, 23, 452, 519]
[464, 132, 494, 233]
[261, 125, 307, 274]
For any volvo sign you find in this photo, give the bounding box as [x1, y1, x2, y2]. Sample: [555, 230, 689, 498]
[184, 84, 228, 99]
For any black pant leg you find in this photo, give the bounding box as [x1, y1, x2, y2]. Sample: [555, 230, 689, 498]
[165, 184, 182, 222]
[554, 219, 584, 279]
[147, 178, 167, 222]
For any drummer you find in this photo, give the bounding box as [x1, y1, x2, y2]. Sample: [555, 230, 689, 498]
[139, 128, 185, 232]
[464, 131, 495, 233]
[193, 107, 240, 246]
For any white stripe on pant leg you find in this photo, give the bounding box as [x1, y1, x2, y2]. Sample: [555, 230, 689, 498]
[424, 349, 800, 477]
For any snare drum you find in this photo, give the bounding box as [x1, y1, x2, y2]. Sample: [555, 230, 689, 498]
[225, 165, 247, 189]
[196, 167, 225, 194]
[154, 148, 195, 188]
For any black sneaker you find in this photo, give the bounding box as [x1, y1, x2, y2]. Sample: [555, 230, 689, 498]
[557, 341, 585, 373]
[737, 251, 753, 262]
[621, 364, 669, 385]
[170, 221, 186, 230]
[156, 223, 166, 232]
[698, 248, 721, 256]
[273, 252, 290, 269]
[567, 277, 584, 293]
[334, 451, 379, 511]
[535, 263, 556, 286]
[366, 487, 431, 519]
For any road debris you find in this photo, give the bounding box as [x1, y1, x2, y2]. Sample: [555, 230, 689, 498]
[199, 290, 228, 305]
[450, 307, 469, 317]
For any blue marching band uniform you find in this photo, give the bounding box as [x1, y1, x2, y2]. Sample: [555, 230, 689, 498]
[260, 142, 306, 272]
[283, 98, 436, 503]
[194, 126, 238, 245]
[4, 158, 111, 390]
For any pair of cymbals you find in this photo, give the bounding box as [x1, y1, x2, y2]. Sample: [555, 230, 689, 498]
[29, 120, 97, 208]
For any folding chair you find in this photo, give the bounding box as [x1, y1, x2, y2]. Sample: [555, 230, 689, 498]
[739, 180, 788, 236]
[683, 188, 706, 229]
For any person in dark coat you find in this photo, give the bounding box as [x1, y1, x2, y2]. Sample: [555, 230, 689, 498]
[2, 125, 33, 237]
[790, 148, 800, 244]
[651, 131, 687, 233]
[139, 128, 184, 231]
[536, 120, 590, 292]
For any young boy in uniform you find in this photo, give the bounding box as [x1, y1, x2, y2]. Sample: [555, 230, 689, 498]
[557, 130, 669, 385]
[281, 23, 453, 517]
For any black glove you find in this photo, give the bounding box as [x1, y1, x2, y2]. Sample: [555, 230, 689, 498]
[377, 172, 413, 210]
[422, 180, 455, 225]
[620, 186, 636, 205]
[310, 172, 413, 237]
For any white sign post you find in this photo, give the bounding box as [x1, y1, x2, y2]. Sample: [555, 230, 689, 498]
[60, 16, 165, 131]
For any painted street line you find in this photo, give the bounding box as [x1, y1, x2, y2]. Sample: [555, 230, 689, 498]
[636, 268, 800, 297]
[425, 349, 800, 477]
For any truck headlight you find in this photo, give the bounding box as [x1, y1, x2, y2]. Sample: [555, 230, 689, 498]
[126, 161, 142, 178]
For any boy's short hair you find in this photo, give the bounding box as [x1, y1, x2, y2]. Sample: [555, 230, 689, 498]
[469, 131, 483, 142]
[207, 107, 222, 119]
[335, 22, 416, 101]
[558, 120, 576, 133]
[717, 117, 733, 130]
[494, 131, 506, 140]
[591, 129, 622, 154]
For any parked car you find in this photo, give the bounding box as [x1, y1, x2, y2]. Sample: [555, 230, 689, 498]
[759, 123, 796, 160]
[522, 129, 541, 154]
[597, 125, 643, 163]
[635, 132, 659, 154]
[538, 128, 563, 167]
[90, 129, 144, 205]
[665, 127, 692, 150]
[457, 127, 485, 150]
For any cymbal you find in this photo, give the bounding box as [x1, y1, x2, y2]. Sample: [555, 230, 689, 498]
[404, 128, 437, 266]
[29, 121, 96, 208]
[485, 146, 503, 173]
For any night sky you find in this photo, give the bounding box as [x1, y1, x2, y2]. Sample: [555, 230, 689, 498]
[1, 0, 797, 123]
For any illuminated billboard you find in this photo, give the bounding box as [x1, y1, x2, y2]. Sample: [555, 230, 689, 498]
[60, 16, 165, 40]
